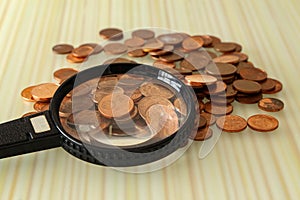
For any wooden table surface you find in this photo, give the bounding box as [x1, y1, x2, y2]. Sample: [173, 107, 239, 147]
[0, 0, 300, 199]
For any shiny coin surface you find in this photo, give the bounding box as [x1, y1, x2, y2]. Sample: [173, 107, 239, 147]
[53, 68, 78, 83]
[145, 104, 179, 139]
[258, 98, 284, 112]
[216, 115, 247, 132]
[21, 85, 36, 102]
[72, 45, 94, 58]
[98, 94, 134, 119]
[31, 83, 59, 101]
[138, 96, 173, 119]
[132, 29, 155, 40]
[139, 82, 174, 99]
[247, 114, 279, 132]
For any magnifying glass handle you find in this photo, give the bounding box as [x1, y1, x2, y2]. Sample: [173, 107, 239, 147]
[0, 110, 61, 159]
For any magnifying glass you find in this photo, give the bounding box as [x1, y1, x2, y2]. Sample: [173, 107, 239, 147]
[0, 63, 198, 167]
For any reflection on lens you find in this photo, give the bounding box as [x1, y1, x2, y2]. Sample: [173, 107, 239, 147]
[59, 72, 188, 148]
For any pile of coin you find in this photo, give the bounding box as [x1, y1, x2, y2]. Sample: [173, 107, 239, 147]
[21, 28, 284, 142]
[58, 74, 185, 144]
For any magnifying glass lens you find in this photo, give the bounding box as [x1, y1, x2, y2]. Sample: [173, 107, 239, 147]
[59, 71, 188, 148]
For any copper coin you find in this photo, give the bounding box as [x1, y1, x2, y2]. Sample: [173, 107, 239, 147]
[235, 92, 262, 104]
[71, 110, 111, 130]
[225, 84, 238, 98]
[180, 51, 211, 70]
[21, 85, 36, 102]
[114, 106, 139, 126]
[191, 127, 213, 141]
[239, 67, 267, 82]
[199, 35, 213, 47]
[247, 114, 279, 132]
[205, 81, 227, 95]
[260, 78, 276, 93]
[98, 93, 134, 119]
[145, 104, 179, 138]
[103, 58, 136, 64]
[206, 63, 237, 77]
[22, 111, 38, 117]
[128, 89, 143, 103]
[210, 95, 232, 105]
[99, 28, 123, 40]
[31, 83, 59, 102]
[52, 44, 74, 54]
[230, 52, 248, 62]
[103, 43, 128, 55]
[159, 51, 184, 63]
[33, 102, 50, 112]
[92, 86, 124, 103]
[124, 37, 145, 47]
[175, 67, 193, 75]
[137, 96, 173, 120]
[213, 55, 240, 64]
[72, 95, 95, 113]
[153, 60, 175, 69]
[173, 98, 187, 115]
[207, 51, 217, 59]
[59, 98, 72, 118]
[233, 80, 262, 94]
[127, 49, 147, 57]
[118, 74, 145, 86]
[185, 74, 217, 86]
[198, 115, 207, 129]
[139, 82, 174, 99]
[182, 36, 203, 52]
[60, 118, 80, 141]
[132, 29, 155, 40]
[149, 45, 174, 56]
[216, 115, 247, 132]
[263, 78, 282, 94]
[79, 43, 103, 55]
[143, 39, 164, 52]
[201, 112, 216, 125]
[258, 98, 284, 112]
[209, 35, 221, 46]
[228, 42, 242, 52]
[236, 62, 255, 74]
[157, 33, 183, 45]
[204, 102, 233, 115]
[53, 68, 79, 83]
[66, 54, 85, 63]
[214, 42, 236, 53]
[72, 45, 94, 58]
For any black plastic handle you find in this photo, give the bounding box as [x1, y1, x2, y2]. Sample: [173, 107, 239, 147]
[0, 110, 61, 159]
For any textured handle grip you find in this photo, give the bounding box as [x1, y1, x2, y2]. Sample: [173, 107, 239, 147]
[0, 110, 61, 159]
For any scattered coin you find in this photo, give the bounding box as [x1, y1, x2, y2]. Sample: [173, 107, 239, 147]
[21, 85, 37, 102]
[216, 115, 247, 132]
[31, 83, 59, 102]
[247, 114, 279, 132]
[66, 54, 86, 63]
[132, 29, 155, 40]
[103, 43, 128, 55]
[53, 68, 78, 83]
[72, 45, 94, 58]
[99, 28, 123, 40]
[33, 101, 50, 112]
[52, 44, 74, 54]
[258, 98, 284, 112]
[214, 42, 236, 53]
